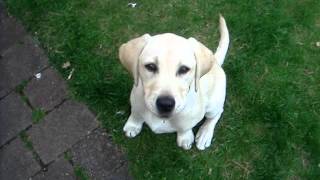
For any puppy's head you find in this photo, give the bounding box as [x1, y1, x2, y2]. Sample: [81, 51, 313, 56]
[119, 33, 214, 118]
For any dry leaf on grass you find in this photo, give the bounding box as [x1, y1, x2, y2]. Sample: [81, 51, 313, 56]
[62, 61, 71, 69]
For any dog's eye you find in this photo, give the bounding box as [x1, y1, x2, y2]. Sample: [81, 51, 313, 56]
[144, 63, 158, 73]
[177, 66, 190, 75]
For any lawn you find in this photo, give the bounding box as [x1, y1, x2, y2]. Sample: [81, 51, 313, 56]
[5, 0, 320, 179]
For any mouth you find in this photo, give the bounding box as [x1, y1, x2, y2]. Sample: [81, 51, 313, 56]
[158, 113, 172, 119]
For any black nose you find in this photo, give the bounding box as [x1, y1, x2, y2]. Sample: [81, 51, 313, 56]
[156, 95, 175, 115]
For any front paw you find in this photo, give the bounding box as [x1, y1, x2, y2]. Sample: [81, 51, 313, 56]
[177, 130, 194, 150]
[195, 126, 214, 150]
[123, 119, 142, 138]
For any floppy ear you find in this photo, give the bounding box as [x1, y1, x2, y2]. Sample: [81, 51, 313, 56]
[119, 34, 151, 86]
[188, 37, 214, 92]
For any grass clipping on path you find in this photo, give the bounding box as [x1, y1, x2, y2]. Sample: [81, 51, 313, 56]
[5, 0, 320, 179]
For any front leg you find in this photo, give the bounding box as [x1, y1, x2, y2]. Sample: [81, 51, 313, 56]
[196, 110, 223, 150]
[177, 130, 194, 150]
[123, 114, 143, 138]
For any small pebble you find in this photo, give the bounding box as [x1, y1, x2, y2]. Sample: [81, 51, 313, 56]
[35, 73, 41, 79]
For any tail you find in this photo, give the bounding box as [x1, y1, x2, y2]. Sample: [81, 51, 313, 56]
[215, 14, 230, 66]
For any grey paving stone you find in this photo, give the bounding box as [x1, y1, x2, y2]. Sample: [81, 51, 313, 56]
[71, 129, 131, 180]
[28, 100, 98, 164]
[0, 138, 41, 180]
[24, 67, 68, 111]
[0, 5, 26, 53]
[0, 88, 10, 99]
[0, 92, 32, 146]
[108, 162, 132, 180]
[32, 157, 75, 180]
[0, 35, 49, 92]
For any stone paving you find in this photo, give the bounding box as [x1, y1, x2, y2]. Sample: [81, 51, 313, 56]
[0, 2, 131, 180]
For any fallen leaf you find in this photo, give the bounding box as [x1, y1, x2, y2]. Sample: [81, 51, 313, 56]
[128, 2, 137, 8]
[62, 61, 71, 69]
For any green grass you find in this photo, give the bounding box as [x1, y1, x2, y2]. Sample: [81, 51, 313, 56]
[74, 166, 89, 180]
[15, 81, 47, 124]
[5, 0, 320, 179]
[64, 152, 89, 180]
[15, 80, 30, 104]
[31, 108, 46, 123]
[19, 131, 43, 165]
[14, 80, 28, 93]
[19, 131, 33, 150]
[63, 151, 73, 162]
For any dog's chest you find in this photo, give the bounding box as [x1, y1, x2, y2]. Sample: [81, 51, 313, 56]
[144, 117, 176, 134]
[143, 108, 204, 134]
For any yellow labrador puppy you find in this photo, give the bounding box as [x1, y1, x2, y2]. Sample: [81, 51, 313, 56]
[119, 15, 229, 150]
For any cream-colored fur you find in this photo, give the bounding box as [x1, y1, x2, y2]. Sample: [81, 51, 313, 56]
[119, 15, 229, 150]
